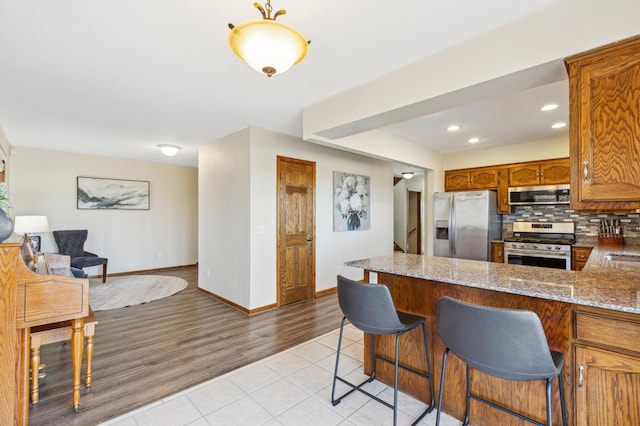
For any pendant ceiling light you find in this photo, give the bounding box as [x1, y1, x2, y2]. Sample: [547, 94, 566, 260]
[228, 0, 310, 77]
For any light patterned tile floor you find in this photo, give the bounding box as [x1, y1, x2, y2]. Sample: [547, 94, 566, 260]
[99, 325, 460, 426]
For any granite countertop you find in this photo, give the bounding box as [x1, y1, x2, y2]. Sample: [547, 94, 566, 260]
[582, 244, 640, 274]
[345, 250, 640, 314]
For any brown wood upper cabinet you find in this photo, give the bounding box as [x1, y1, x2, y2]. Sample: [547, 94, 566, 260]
[444, 166, 499, 191]
[445, 159, 569, 214]
[445, 166, 510, 214]
[496, 167, 510, 214]
[508, 158, 570, 187]
[565, 35, 640, 212]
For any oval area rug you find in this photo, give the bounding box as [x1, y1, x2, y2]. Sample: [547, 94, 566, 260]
[89, 275, 188, 311]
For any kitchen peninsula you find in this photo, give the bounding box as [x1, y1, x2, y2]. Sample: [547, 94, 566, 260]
[346, 249, 640, 425]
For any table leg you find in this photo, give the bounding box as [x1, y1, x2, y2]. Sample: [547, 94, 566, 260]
[85, 332, 94, 388]
[71, 318, 84, 412]
[30, 344, 41, 404]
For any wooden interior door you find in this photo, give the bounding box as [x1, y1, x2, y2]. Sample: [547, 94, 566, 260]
[276, 156, 315, 306]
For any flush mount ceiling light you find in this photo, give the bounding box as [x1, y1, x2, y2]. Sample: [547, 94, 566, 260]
[158, 144, 182, 157]
[402, 172, 414, 179]
[228, 0, 310, 78]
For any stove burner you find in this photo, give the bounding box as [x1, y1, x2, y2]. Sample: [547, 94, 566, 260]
[504, 236, 575, 245]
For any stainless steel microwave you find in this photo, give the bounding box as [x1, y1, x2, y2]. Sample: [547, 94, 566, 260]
[508, 184, 570, 205]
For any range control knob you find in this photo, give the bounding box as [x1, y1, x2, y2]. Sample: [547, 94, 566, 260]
[519, 243, 525, 249]
[554, 246, 561, 250]
[532, 244, 538, 250]
[545, 245, 552, 250]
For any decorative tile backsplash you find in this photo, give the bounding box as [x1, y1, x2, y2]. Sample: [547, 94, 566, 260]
[502, 205, 640, 242]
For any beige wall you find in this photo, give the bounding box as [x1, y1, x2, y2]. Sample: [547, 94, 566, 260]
[198, 129, 252, 307]
[0, 124, 9, 164]
[442, 135, 569, 170]
[8, 147, 198, 275]
[199, 127, 393, 310]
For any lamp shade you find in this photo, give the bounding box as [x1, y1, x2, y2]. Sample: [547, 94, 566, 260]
[228, 19, 308, 77]
[14, 215, 50, 233]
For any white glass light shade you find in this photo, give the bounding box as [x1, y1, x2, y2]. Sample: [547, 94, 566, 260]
[229, 19, 308, 77]
[402, 172, 414, 179]
[14, 215, 50, 233]
[158, 144, 181, 157]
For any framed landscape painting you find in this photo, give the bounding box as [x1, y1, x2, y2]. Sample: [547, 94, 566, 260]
[77, 177, 150, 210]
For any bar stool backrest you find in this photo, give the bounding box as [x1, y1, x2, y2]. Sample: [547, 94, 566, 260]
[438, 296, 557, 381]
[337, 275, 404, 334]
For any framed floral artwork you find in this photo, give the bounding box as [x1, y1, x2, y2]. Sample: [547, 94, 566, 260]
[333, 171, 370, 231]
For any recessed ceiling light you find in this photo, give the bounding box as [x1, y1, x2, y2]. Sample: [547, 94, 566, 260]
[447, 125, 461, 132]
[551, 122, 567, 129]
[540, 104, 559, 112]
[468, 137, 480, 143]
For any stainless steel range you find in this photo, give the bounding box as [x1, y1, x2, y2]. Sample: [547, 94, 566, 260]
[503, 222, 575, 270]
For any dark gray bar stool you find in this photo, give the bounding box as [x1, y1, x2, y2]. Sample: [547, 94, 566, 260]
[331, 275, 435, 426]
[436, 296, 567, 426]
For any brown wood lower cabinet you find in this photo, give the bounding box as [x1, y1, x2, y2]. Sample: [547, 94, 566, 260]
[574, 308, 640, 426]
[491, 241, 504, 263]
[575, 346, 640, 426]
[361, 271, 640, 426]
[572, 246, 593, 271]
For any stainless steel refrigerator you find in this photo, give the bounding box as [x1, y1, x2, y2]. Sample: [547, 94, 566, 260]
[434, 190, 502, 261]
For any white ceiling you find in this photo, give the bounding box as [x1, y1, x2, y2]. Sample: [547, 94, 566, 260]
[0, 0, 567, 168]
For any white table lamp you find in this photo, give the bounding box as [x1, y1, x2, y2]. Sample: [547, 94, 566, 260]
[14, 215, 50, 252]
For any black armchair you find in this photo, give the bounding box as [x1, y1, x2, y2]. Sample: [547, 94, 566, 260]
[53, 230, 108, 282]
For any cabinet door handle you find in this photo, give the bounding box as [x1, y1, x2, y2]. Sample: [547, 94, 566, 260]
[578, 365, 584, 390]
[583, 160, 590, 184]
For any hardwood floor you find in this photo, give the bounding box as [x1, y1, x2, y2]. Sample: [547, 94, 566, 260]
[28, 266, 343, 425]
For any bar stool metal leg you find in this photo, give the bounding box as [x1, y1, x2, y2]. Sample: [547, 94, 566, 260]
[435, 348, 450, 426]
[558, 373, 567, 426]
[412, 323, 435, 425]
[333, 276, 436, 425]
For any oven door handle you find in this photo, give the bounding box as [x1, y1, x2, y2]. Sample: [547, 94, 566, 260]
[505, 249, 569, 257]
